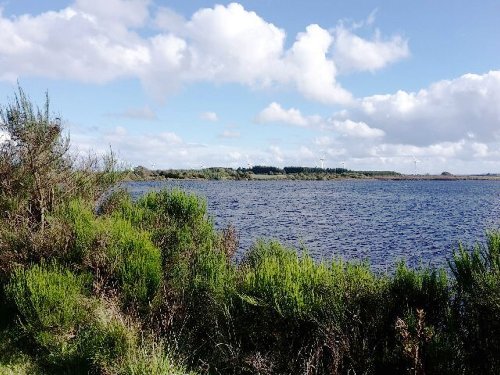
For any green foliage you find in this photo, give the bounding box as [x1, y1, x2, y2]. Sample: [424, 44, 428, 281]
[0, 326, 46, 375]
[2, 88, 500, 373]
[241, 241, 333, 317]
[448, 232, 500, 374]
[6, 263, 88, 334]
[119, 189, 218, 292]
[77, 307, 135, 371]
[61, 198, 162, 308]
[120, 340, 192, 375]
[5, 263, 90, 365]
[390, 263, 450, 324]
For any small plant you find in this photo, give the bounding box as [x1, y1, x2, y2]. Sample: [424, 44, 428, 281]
[396, 309, 434, 375]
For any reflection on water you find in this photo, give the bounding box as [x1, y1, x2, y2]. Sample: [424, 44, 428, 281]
[123, 180, 500, 270]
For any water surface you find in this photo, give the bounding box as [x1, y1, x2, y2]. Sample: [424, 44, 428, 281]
[124, 180, 500, 270]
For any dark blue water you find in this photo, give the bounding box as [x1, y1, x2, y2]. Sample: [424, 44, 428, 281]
[123, 180, 500, 270]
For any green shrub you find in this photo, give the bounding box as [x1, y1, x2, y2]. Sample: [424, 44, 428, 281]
[449, 232, 500, 374]
[240, 241, 333, 317]
[5, 263, 90, 365]
[390, 263, 449, 326]
[119, 190, 219, 294]
[61, 199, 162, 309]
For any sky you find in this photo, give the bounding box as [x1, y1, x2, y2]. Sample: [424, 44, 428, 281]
[0, 0, 499, 174]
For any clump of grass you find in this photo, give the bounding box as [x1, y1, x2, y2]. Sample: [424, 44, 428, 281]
[77, 301, 136, 372]
[120, 339, 193, 375]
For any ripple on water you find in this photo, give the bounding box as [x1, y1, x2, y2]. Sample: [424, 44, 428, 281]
[124, 180, 500, 270]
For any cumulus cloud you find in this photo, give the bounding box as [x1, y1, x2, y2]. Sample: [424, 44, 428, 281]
[256, 102, 309, 126]
[0, 2, 407, 104]
[253, 70, 500, 173]
[326, 119, 385, 138]
[282, 24, 353, 104]
[256, 102, 384, 138]
[200, 111, 218, 122]
[314, 136, 333, 146]
[333, 25, 409, 73]
[0, 5, 150, 82]
[344, 70, 500, 145]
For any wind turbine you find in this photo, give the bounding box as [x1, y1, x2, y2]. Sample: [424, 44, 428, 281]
[319, 158, 325, 169]
[412, 156, 420, 175]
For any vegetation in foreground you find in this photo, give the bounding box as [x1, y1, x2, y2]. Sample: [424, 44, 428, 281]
[1, 88, 500, 374]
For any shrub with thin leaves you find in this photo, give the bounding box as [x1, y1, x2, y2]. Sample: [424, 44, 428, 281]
[5, 263, 90, 365]
[61, 199, 163, 309]
[449, 231, 500, 374]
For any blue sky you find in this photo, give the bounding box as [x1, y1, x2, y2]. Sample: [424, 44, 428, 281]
[0, 0, 499, 173]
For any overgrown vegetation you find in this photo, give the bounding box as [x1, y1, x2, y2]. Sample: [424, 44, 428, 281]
[1, 88, 500, 374]
[126, 165, 401, 181]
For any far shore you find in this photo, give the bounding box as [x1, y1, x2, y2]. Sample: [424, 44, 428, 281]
[125, 171, 500, 182]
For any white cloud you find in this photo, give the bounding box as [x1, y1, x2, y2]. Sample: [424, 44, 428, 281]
[250, 70, 500, 173]
[183, 3, 285, 85]
[347, 70, 500, 145]
[0, 2, 408, 104]
[158, 131, 182, 144]
[200, 111, 218, 122]
[153, 7, 186, 33]
[298, 145, 315, 159]
[0, 4, 150, 83]
[74, 0, 150, 29]
[68, 120, 500, 174]
[327, 119, 385, 138]
[256, 102, 309, 126]
[333, 25, 409, 73]
[282, 24, 353, 104]
[314, 136, 333, 146]
[256, 102, 384, 138]
[471, 142, 488, 157]
[108, 126, 128, 138]
[269, 145, 284, 163]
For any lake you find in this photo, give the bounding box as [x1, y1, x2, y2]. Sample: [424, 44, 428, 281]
[123, 179, 500, 270]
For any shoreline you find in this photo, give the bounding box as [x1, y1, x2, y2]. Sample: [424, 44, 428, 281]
[125, 174, 500, 182]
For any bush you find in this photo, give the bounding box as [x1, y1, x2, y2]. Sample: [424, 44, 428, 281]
[61, 199, 162, 309]
[449, 232, 500, 374]
[5, 263, 90, 366]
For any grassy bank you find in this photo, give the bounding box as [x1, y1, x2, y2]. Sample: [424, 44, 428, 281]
[2, 89, 500, 374]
